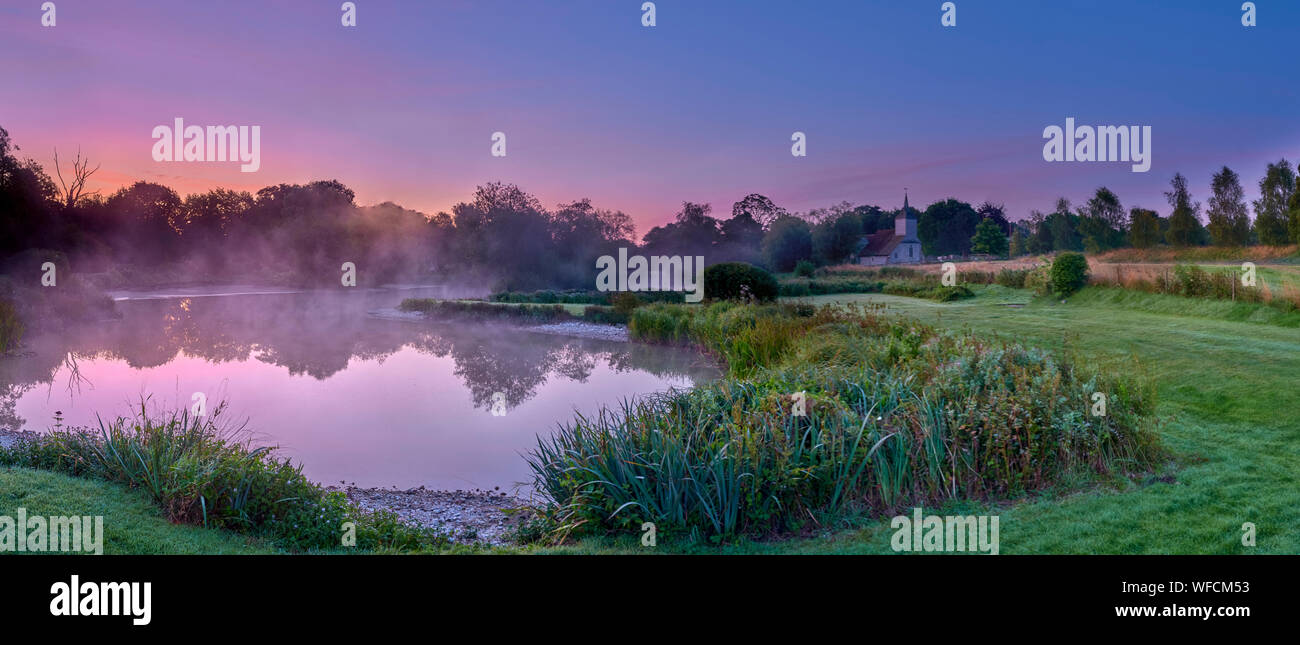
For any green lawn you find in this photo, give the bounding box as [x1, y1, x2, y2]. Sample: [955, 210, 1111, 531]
[0, 467, 274, 554]
[548, 286, 1299, 554]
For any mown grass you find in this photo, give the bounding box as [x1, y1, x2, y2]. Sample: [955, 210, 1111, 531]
[527, 299, 1159, 542]
[0, 467, 273, 554]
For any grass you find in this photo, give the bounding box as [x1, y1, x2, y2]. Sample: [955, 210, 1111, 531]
[527, 299, 1158, 542]
[530, 284, 1299, 553]
[0, 467, 273, 554]
[1, 403, 459, 552]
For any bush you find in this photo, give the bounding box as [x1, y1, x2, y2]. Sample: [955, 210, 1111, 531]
[703, 262, 779, 303]
[794, 260, 816, 278]
[610, 291, 641, 315]
[1050, 253, 1090, 296]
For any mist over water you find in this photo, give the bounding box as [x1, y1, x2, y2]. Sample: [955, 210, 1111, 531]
[0, 287, 717, 491]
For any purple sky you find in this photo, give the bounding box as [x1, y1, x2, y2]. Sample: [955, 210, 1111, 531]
[2, 0, 1298, 237]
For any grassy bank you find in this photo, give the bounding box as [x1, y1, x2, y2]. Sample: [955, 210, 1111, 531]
[740, 288, 1300, 553]
[526, 300, 1159, 541]
[0, 404, 463, 553]
[0, 467, 273, 554]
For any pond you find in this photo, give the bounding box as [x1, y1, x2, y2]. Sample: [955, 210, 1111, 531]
[0, 287, 717, 491]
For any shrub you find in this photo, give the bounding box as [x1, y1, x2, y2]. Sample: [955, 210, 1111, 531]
[703, 262, 779, 302]
[1050, 253, 1090, 296]
[610, 292, 641, 315]
[794, 260, 816, 278]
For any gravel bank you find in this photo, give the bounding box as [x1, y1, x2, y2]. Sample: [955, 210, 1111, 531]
[328, 485, 536, 546]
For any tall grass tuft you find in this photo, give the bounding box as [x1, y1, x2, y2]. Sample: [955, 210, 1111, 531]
[0, 401, 453, 551]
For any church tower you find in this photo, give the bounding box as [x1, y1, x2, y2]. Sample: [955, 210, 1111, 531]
[895, 191, 919, 242]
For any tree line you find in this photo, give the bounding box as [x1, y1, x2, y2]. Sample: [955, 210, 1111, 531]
[4, 122, 1298, 292]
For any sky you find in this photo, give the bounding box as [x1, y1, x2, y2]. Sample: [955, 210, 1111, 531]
[2, 0, 1298, 237]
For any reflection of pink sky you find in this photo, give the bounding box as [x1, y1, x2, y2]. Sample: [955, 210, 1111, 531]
[19, 347, 697, 490]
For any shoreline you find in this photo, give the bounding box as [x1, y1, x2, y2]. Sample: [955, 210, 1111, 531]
[328, 484, 535, 546]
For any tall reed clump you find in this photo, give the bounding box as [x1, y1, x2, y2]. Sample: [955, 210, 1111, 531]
[0, 298, 22, 354]
[0, 402, 452, 551]
[528, 303, 1159, 541]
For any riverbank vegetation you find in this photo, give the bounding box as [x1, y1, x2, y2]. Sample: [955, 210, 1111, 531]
[525, 301, 1160, 541]
[0, 403, 460, 552]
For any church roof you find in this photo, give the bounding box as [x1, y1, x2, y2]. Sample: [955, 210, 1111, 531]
[858, 230, 902, 257]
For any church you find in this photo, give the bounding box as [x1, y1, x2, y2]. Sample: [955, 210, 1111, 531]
[856, 193, 923, 265]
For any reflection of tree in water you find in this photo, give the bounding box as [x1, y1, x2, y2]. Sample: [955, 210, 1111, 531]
[0, 381, 33, 431]
[0, 289, 717, 418]
[416, 334, 600, 409]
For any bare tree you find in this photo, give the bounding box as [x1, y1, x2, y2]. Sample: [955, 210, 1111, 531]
[53, 147, 100, 209]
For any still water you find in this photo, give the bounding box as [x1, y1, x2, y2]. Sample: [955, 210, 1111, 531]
[0, 287, 716, 491]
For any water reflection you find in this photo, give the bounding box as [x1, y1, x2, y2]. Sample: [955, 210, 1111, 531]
[0, 288, 716, 488]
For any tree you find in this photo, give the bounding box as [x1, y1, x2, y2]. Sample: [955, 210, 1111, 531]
[0, 127, 59, 257]
[1046, 198, 1082, 252]
[811, 209, 865, 265]
[760, 215, 812, 272]
[970, 217, 1008, 256]
[52, 148, 100, 211]
[1253, 159, 1295, 246]
[730, 193, 787, 229]
[1164, 173, 1202, 247]
[1290, 184, 1300, 244]
[1008, 227, 1028, 257]
[1027, 210, 1052, 253]
[1128, 208, 1160, 249]
[1206, 166, 1250, 246]
[975, 201, 1012, 236]
[918, 198, 979, 256]
[105, 181, 184, 262]
[1078, 187, 1126, 252]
